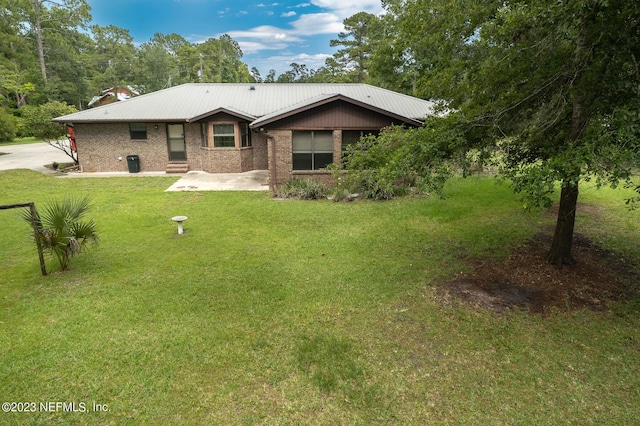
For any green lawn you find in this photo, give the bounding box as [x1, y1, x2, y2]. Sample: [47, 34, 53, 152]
[0, 137, 45, 146]
[1, 170, 639, 425]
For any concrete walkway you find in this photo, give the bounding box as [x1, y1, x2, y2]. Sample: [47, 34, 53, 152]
[1, 142, 270, 191]
[59, 170, 269, 191]
[165, 170, 269, 191]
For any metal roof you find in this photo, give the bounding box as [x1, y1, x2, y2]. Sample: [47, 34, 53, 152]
[53, 83, 436, 125]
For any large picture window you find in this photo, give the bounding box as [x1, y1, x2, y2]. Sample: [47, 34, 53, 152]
[292, 131, 334, 170]
[213, 124, 235, 148]
[129, 123, 147, 140]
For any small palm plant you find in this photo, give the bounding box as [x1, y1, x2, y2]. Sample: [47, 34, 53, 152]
[22, 196, 99, 271]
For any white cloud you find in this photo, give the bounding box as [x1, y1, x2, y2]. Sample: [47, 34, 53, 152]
[310, 0, 383, 17]
[290, 13, 344, 35]
[249, 52, 332, 75]
[226, 25, 303, 46]
[216, 0, 384, 75]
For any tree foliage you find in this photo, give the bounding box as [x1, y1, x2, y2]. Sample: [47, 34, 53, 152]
[355, 0, 640, 265]
[0, 107, 17, 142]
[21, 100, 77, 162]
[22, 196, 98, 271]
[334, 117, 465, 200]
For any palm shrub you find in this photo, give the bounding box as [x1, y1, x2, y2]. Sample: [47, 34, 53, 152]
[22, 196, 99, 271]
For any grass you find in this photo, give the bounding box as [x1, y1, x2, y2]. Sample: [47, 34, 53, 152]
[1, 170, 639, 424]
[0, 137, 45, 146]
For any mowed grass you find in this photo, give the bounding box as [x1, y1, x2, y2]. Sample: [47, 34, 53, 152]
[1, 169, 639, 425]
[0, 137, 45, 147]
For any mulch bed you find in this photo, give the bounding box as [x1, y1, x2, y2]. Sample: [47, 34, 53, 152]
[443, 231, 639, 314]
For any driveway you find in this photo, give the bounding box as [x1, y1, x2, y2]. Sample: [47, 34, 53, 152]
[0, 142, 72, 173]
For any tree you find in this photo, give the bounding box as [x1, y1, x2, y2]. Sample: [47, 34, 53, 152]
[21, 100, 78, 162]
[136, 37, 179, 92]
[382, 0, 640, 265]
[0, 107, 17, 142]
[22, 196, 98, 271]
[250, 67, 262, 83]
[89, 24, 137, 94]
[191, 36, 251, 83]
[0, 0, 39, 108]
[264, 69, 276, 83]
[329, 12, 383, 83]
[25, 0, 91, 85]
[276, 63, 312, 83]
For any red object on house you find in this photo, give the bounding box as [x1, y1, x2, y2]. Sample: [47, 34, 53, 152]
[68, 126, 76, 151]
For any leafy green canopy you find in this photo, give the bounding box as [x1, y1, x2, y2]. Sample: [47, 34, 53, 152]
[334, 118, 466, 200]
[385, 0, 640, 207]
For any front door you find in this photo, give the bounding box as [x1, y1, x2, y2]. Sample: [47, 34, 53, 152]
[167, 124, 186, 161]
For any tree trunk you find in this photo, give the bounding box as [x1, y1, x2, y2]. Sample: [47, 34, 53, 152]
[547, 181, 579, 266]
[547, 8, 594, 266]
[34, 0, 47, 84]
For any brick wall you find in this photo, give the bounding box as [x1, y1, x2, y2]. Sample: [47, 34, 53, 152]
[268, 129, 340, 190]
[75, 123, 170, 172]
[75, 122, 269, 174]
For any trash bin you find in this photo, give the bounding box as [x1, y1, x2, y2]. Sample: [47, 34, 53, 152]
[126, 155, 140, 173]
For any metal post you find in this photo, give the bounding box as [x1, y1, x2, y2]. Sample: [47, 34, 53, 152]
[29, 203, 47, 276]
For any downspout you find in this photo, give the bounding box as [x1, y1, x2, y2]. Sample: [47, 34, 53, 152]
[265, 132, 277, 193]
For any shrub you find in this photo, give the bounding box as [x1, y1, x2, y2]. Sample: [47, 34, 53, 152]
[277, 178, 328, 200]
[331, 118, 466, 201]
[0, 108, 17, 142]
[22, 196, 99, 271]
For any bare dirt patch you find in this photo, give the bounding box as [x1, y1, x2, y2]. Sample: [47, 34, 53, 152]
[443, 226, 639, 314]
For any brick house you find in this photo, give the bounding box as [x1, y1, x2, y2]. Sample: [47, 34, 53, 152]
[53, 83, 436, 190]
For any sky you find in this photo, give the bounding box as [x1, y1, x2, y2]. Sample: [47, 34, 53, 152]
[86, 0, 385, 77]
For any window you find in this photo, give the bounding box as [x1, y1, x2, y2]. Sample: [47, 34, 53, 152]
[213, 124, 235, 148]
[292, 131, 334, 170]
[129, 123, 147, 140]
[342, 130, 378, 153]
[240, 123, 251, 147]
[201, 123, 209, 147]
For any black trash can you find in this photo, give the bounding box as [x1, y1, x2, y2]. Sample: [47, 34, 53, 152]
[126, 155, 140, 173]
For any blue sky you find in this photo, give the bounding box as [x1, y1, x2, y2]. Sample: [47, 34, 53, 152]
[86, 0, 384, 76]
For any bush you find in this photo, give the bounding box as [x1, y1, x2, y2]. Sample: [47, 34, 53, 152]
[330, 118, 465, 201]
[0, 108, 17, 142]
[21, 196, 99, 271]
[277, 178, 328, 200]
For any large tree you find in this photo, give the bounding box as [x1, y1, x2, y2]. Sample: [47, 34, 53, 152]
[89, 24, 137, 94]
[26, 0, 91, 84]
[382, 0, 640, 265]
[329, 12, 383, 83]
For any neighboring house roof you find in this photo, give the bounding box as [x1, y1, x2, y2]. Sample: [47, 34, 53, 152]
[87, 86, 139, 107]
[54, 83, 436, 127]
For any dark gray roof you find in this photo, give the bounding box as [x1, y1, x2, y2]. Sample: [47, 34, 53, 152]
[53, 83, 436, 126]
